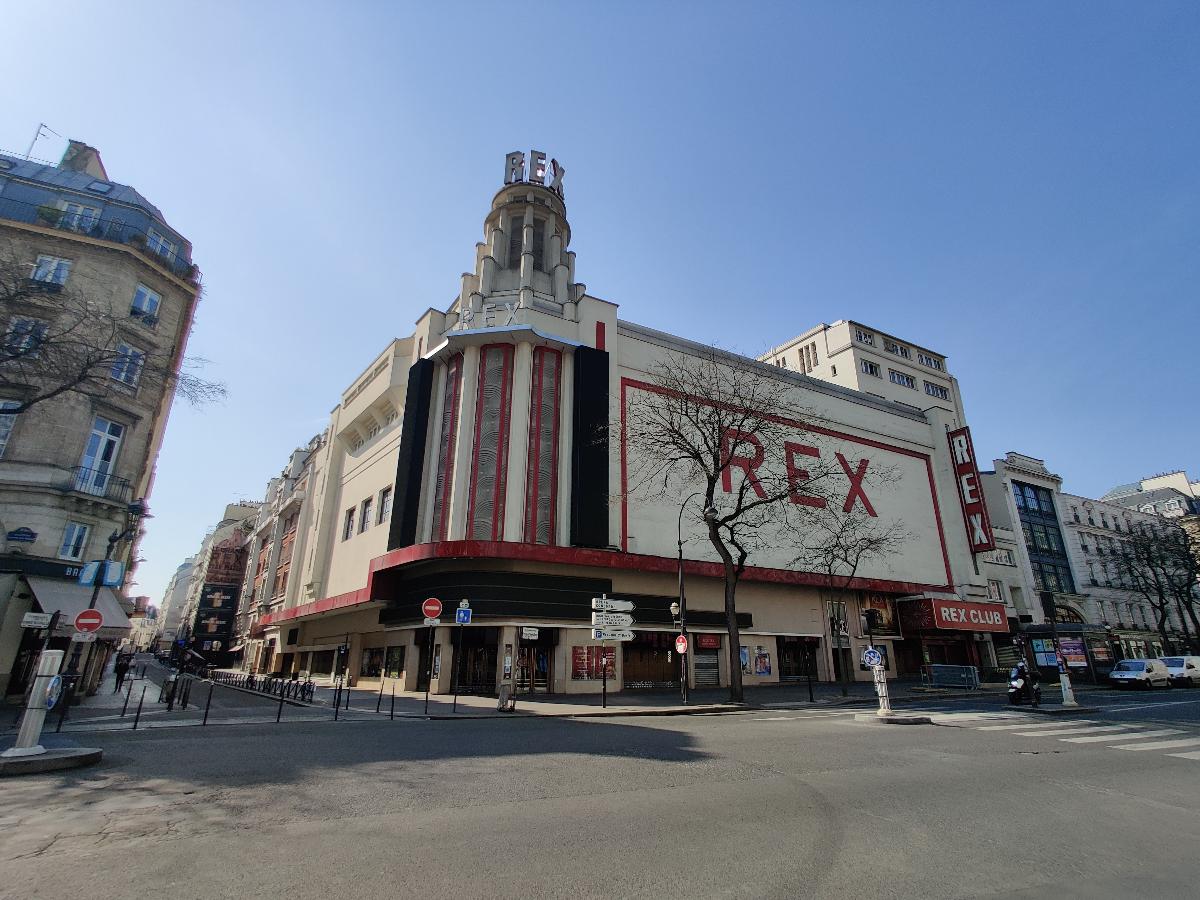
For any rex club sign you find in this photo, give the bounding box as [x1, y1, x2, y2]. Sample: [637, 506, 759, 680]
[947, 426, 995, 553]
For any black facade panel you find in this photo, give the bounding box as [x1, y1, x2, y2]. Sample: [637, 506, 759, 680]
[388, 358, 435, 551]
[570, 346, 609, 548]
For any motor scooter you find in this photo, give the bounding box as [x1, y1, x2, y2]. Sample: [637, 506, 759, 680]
[1008, 665, 1041, 706]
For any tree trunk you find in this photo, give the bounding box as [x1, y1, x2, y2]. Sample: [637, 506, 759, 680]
[1182, 599, 1200, 649]
[723, 560, 744, 703]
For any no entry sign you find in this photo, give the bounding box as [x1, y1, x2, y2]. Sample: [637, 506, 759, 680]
[421, 598, 442, 619]
[74, 609, 103, 633]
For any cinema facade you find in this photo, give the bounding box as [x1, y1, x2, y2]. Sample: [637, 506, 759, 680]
[242, 152, 1006, 695]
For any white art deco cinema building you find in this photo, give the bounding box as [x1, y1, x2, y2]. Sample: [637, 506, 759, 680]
[247, 152, 1005, 696]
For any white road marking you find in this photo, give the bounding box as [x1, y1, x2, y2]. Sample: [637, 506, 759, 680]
[977, 720, 1095, 731]
[1166, 750, 1200, 760]
[1011, 725, 1133, 737]
[1097, 699, 1200, 713]
[1060, 729, 1182, 743]
[1112, 737, 1200, 752]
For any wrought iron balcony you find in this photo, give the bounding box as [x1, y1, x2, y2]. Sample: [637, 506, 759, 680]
[0, 196, 200, 283]
[63, 465, 132, 503]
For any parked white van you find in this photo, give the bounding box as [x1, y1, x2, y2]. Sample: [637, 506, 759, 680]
[1108, 658, 1170, 689]
[1159, 656, 1200, 687]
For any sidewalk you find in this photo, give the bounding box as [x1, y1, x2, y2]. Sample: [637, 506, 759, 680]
[220, 672, 1029, 719]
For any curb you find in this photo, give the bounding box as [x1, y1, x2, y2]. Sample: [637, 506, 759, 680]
[0, 746, 102, 776]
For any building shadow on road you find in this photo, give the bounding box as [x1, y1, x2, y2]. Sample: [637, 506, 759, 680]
[41, 715, 711, 792]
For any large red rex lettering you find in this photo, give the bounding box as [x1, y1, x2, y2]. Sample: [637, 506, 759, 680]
[836, 453, 877, 517]
[720, 429, 767, 499]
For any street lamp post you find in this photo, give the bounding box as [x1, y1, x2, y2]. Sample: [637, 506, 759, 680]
[675, 492, 702, 706]
[675, 494, 719, 706]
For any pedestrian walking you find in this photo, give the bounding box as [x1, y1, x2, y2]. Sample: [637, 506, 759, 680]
[114, 654, 130, 691]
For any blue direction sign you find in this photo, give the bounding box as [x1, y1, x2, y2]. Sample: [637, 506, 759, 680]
[455, 608, 472, 625]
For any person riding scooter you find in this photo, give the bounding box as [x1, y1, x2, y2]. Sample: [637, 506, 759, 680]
[1008, 660, 1041, 707]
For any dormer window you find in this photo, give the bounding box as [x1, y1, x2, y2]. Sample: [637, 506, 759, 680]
[146, 228, 175, 261]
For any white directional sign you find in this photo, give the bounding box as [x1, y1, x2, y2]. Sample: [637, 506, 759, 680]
[71, 632, 97, 643]
[591, 597, 635, 613]
[423, 617, 442, 627]
[21, 612, 52, 629]
[591, 612, 634, 628]
[520, 627, 540, 640]
[592, 628, 634, 642]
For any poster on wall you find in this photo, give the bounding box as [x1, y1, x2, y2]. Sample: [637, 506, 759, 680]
[860, 593, 900, 636]
[571, 646, 615, 680]
[739, 646, 751, 675]
[754, 646, 772, 676]
[1058, 637, 1088, 668]
[433, 645, 441, 679]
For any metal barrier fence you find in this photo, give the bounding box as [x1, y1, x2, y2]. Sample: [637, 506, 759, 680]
[922, 664, 981, 690]
[209, 670, 316, 703]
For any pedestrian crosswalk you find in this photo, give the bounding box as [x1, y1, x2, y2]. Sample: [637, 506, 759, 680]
[928, 710, 1200, 763]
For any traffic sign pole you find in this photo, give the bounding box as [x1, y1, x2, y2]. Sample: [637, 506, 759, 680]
[422, 599, 441, 717]
[452, 600, 469, 714]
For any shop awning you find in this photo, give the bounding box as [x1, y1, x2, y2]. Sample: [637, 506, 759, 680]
[25, 576, 132, 639]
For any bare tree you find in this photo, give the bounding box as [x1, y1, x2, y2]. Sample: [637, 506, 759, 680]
[624, 345, 849, 702]
[1114, 519, 1200, 653]
[787, 496, 909, 695]
[0, 248, 224, 414]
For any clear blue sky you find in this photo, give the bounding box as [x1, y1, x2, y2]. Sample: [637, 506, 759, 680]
[3, 2, 1197, 605]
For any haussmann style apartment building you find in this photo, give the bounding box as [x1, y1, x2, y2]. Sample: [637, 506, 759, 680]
[226, 151, 1013, 698]
[0, 141, 200, 698]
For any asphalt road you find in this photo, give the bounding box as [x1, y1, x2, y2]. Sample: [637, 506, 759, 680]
[2, 690, 1198, 899]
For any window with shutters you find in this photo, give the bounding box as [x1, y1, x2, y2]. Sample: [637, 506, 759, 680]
[525, 347, 561, 544]
[467, 344, 514, 540]
[431, 354, 463, 541]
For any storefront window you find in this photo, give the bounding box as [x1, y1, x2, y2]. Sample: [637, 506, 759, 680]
[384, 646, 405, 678]
[360, 647, 385, 678]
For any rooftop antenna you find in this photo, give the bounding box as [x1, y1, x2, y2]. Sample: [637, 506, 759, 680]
[24, 122, 60, 160]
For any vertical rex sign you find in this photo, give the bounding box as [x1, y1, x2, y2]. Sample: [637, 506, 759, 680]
[947, 426, 996, 553]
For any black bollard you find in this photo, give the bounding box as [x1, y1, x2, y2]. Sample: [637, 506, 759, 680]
[132, 685, 146, 730]
[55, 677, 74, 733]
[203, 684, 214, 726]
[376, 681, 384, 714]
[276, 689, 285, 723]
[121, 681, 133, 717]
[390, 683, 395, 721]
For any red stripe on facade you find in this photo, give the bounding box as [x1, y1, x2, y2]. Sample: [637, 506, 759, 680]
[494, 345, 513, 539]
[547, 348, 561, 545]
[595, 321, 606, 351]
[525, 347, 544, 541]
[619, 378, 629, 553]
[468, 345, 513, 542]
[257, 585, 372, 627]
